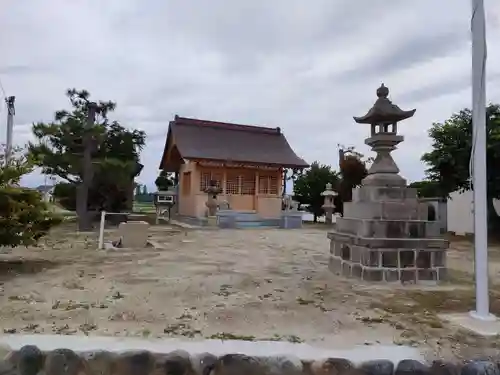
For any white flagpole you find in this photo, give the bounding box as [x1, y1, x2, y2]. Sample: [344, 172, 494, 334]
[470, 0, 493, 320]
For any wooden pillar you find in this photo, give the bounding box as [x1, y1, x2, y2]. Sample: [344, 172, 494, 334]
[255, 170, 260, 195]
[222, 168, 227, 194]
[254, 170, 259, 212]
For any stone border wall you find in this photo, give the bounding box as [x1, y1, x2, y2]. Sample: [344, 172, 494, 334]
[2, 345, 499, 375]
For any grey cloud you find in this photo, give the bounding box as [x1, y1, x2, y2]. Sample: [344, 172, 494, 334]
[399, 76, 470, 104]
[336, 30, 468, 84]
[3, 0, 500, 188]
[400, 71, 500, 104]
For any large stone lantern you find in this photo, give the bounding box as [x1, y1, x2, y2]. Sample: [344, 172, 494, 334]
[327, 84, 449, 284]
[353, 83, 416, 187]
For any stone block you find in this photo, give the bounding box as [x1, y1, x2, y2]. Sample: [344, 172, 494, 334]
[328, 178, 449, 284]
[359, 360, 394, 375]
[44, 348, 84, 375]
[352, 263, 363, 278]
[399, 250, 416, 268]
[114, 351, 155, 375]
[340, 244, 350, 260]
[280, 213, 303, 229]
[363, 268, 383, 282]
[416, 250, 432, 268]
[341, 262, 352, 277]
[81, 351, 117, 375]
[349, 245, 362, 262]
[418, 269, 437, 281]
[361, 249, 380, 267]
[384, 269, 399, 282]
[432, 251, 446, 267]
[118, 221, 149, 248]
[437, 267, 447, 281]
[14, 345, 44, 375]
[400, 269, 416, 283]
[310, 358, 353, 375]
[335, 218, 359, 235]
[207, 216, 217, 227]
[328, 257, 342, 273]
[395, 359, 430, 375]
[353, 186, 418, 203]
[381, 251, 398, 268]
[344, 201, 421, 220]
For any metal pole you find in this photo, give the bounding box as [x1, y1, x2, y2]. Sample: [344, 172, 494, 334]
[5, 96, 15, 164]
[470, 0, 493, 320]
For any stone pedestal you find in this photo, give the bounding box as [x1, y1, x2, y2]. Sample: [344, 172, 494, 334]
[207, 216, 218, 227]
[328, 185, 449, 283]
[328, 84, 449, 283]
[118, 221, 149, 248]
[280, 211, 303, 229]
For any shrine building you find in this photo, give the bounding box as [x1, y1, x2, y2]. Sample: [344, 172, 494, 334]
[159, 115, 309, 219]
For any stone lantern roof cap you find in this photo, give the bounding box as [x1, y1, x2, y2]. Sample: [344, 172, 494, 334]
[353, 84, 416, 125]
[321, 182, 338, 196]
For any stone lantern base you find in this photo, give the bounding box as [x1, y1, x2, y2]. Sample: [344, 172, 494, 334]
[327, 185, 449, 283]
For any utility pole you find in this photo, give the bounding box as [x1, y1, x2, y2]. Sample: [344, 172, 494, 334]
[470, 0, 494, 321]
[5, 96, 15, 164]
[77, 102, 97, 232]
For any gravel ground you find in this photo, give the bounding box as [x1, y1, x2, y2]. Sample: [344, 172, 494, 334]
[0, 223, 499, 361]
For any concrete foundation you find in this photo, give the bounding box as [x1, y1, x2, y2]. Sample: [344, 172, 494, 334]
[440, 313, 500, 336]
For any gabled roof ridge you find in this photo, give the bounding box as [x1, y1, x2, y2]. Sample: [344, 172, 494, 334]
[174, 115, 281, 135]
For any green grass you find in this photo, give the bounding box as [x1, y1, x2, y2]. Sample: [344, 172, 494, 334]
[133, 201, 156, 213]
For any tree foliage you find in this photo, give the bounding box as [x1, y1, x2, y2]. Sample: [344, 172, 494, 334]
[293, 162, 339, 222]
[408, 180, 442, 198]
[337, 147, 369, 215]
[155, 170, 175, 191]
[29, 89, 146, 212]
[421, 104, 500, 229]
[0, 148, 62, 247]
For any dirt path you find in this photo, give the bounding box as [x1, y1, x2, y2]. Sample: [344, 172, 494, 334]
[1, 224, 500, 361]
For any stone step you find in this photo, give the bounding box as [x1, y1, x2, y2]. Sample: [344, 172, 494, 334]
[335, 217, 441, 238]
[352, 186, 418, 202]
[343, 201, 429, 220]
[327, 230, 449, 249]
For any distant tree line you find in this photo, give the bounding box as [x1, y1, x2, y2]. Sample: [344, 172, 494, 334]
[293, 146, 370, 222]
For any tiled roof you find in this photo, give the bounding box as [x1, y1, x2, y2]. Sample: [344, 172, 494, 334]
[159, 116, 309, 169]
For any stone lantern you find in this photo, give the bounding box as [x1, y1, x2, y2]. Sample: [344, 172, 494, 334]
[205, 179, 222, 217]
[327, 84, 449, 284]
[321, 183, 337, 224]
[353, 83, 416, 187]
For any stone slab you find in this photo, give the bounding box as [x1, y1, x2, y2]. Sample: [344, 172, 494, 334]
[118, 221, 149, 248]
[280, 212, 303, 229]
[0, 334, 424, 363]
[440, 313, 500, 336]
[327, 231, 449, 249]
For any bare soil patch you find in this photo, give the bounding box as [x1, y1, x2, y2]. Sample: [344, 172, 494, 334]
[0, 224, 499, 361]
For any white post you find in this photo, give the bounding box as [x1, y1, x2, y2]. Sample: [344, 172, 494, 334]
[98, 211, 106, 250]
[470, 0, 494, 320]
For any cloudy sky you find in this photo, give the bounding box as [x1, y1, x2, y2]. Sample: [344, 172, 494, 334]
[1, 0, 500, 189]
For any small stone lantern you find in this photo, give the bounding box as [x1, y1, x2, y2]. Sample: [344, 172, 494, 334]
[205, 179, 222, 217]
[321, 183, 337, 224]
